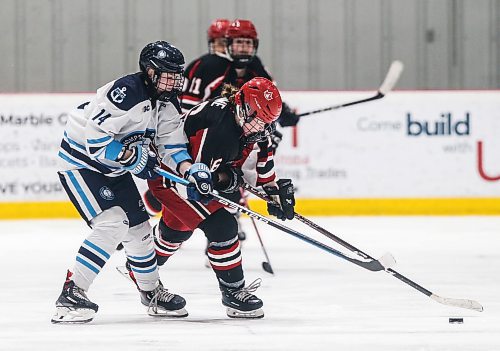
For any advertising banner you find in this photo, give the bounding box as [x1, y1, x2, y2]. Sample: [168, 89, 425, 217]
[0, 91, 499, 217]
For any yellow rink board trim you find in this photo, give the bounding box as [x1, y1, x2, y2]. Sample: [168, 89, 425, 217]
[1, 198, 500, 219]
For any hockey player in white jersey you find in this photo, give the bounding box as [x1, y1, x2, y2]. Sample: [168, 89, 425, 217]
[51, 41, 213, 324]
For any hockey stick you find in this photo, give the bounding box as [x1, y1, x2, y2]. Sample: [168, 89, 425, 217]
[154, 167, 390, 272]
[239, 189, 274, 275]
[243, 184, 484, 312]
[242, 184, 395, 266]
[297, 60, 404, 117]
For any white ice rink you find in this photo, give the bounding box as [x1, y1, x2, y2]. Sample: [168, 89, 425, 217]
[0, 216, 499, 351]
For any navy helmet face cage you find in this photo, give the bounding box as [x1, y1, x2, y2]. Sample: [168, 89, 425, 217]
[139, 41, 185, 101]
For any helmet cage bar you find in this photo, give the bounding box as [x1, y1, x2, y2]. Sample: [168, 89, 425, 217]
[244, 122, 276, 144]
[149, 68, 184, 101]
[227, 37, 259, 66]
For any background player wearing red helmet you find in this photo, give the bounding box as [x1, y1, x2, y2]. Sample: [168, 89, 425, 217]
[207, 18, 231, 54]
[143, 77, 296, 318]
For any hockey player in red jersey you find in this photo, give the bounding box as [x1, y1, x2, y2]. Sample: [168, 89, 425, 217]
[146, 77, 296, 318]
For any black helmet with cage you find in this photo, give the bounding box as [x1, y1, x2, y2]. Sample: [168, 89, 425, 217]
[139, 41, 185, 101]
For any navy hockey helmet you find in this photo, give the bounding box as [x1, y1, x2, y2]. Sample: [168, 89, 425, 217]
[139, 41, 185, 101]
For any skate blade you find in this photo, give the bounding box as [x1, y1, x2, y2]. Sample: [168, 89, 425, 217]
[226, 307, 264, 319]
[51, 306, 95, 324]
[146, 306, 188, 318]
[115, 266, 135, 283]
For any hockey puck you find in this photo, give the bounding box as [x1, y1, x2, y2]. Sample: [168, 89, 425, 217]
[448, 317, 464, 324]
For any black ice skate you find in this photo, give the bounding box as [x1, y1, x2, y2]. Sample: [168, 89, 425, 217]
[220, 278, 264, 318]
[51, 271, 99, 324]
[140, 283, 188, 317]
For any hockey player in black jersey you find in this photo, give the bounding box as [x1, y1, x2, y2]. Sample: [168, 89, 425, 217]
[180, 19, 300, 128]
[52, 41, 212, 323]
[144, 77, 296, 318]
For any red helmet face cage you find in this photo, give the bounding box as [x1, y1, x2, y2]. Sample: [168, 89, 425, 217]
[225, 19, 259, 67]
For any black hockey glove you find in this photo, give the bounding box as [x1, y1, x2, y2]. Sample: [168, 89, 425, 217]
[270, 129, 283, 153]
[213, 167, 244, 194]
[119, 145, 160, 180]
[185, 163, 213, 204]
[263, 178, 295, 220]
[277, 103, 300, 127]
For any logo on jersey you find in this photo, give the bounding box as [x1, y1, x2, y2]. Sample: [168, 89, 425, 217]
[110, 87, 127, 103]
[157, 50, 167, 59]
[143, 105, 151, 112]
[99, 186, 115, 201]
[263, 89, 273, 101]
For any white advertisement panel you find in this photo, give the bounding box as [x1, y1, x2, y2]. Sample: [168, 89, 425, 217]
[276, 91, 500, 198]
[0, 91, 499, 203]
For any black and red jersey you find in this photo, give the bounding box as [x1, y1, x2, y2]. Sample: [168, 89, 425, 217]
[182, 96, 275, 186]
[180, 54, 273, 113]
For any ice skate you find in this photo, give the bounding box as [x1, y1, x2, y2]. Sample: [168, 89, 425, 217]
[140, 283, 188, 317]
[51, 272, 99, 324]
[220, 278, 264, 319]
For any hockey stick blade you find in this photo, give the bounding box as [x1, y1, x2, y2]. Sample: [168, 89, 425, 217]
[430, 294, 484, 312]
[297, 59, 403, 117]
[377, 60, 404, 96]
[378, 252, 397, 270]
[262, 262, 274, 275]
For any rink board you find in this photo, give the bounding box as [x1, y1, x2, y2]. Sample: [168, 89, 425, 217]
[0, 91, 499, 218]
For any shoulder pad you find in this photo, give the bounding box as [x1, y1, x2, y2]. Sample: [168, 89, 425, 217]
[106, 73, 149, 111]
[247, 56, 272, 79]
[196, 55, 230, 74]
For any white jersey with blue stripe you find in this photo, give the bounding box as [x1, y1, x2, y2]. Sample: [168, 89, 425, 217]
[58, 72, 190, 176]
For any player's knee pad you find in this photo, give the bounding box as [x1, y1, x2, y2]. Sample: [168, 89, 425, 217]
[90, 206, 129, 245]
[198, 209, 237, 243]
[154, 219, 193, 266]
[158, 219, 193, 243]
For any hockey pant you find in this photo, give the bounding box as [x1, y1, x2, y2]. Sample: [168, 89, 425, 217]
[148, 178, 245, 289]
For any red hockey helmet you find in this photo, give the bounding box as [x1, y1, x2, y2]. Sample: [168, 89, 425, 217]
[207, 18, 231, 41]
[225, 19, 258, 40]
[225, 19, 259, 67]
[235, 77, 282, 124]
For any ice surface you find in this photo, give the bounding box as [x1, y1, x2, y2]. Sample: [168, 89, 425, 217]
[0, 216, 499, 351]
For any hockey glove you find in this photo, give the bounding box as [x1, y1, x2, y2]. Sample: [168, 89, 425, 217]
[270, 129, 283, 153]
[277, 103, 300, 127]
[213, 167, 244, 194]
[185, 163, 213, 204]
[263, 178, 296, 220]
[119, 145, 160, 180]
